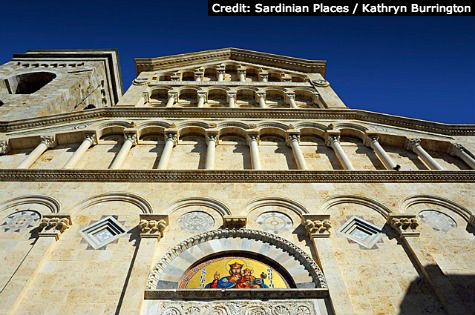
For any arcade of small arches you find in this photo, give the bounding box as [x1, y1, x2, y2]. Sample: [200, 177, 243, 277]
[1, 120, 474, 171]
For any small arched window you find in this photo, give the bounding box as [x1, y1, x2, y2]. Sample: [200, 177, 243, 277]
[5, 72, 56, 94]
[84, 104, 96, 110]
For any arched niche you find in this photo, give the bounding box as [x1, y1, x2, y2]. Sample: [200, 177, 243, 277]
[5, 72, 56, 94]
[147, 229, 326, 290]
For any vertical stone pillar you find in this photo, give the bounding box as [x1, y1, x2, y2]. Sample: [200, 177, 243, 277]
[286, 93, 298, 109]
[387, 214, 469, 315]
[238, 69, 246, 82]
[326, 133, 354, 170]
[197, 92, 206, 108]
[287, 133, 307, 170]
[0, 215, 71, 315]
[110, 130, 137, 170]
[142, 91, 150, 105]
[118, 214, 168, 315]
[157, 131, 178, 170]
[217, 65, 225, 81]
[63, 132, 97, 169]
[194, 68, 204, 81]
[448, 143, 475, 169]
[205, 132, 218, 170]
[227, 92, 236, 108]
[365, 134, 400, 170]
[0, 139, 10, 155]
[257, 92, 267, 108]
[302, 214, 354, 315]
[247, 132, 261, 170]
[405, 138, 443, 170]
[17, 135, 56, 169]
[259, 70, 268, 82]
[166, 91, 177, 107]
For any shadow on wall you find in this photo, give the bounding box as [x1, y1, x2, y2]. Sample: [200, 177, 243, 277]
[398, 270, 475, 315]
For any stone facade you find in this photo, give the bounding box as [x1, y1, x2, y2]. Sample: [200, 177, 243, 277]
[0, 48, 473, 315]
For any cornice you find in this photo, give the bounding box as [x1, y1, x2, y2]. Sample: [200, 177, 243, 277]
[0, 170, 473, 183]
[1, 108, 474, 136]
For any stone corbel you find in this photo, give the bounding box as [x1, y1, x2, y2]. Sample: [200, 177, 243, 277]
[387, 214, 420, 237]
[223, 216, 247, 229]
[0, 139, 10, 155]
[302, 214, 331, 238]
[139, 214, 169, 239]
[38, 214, 72, 240]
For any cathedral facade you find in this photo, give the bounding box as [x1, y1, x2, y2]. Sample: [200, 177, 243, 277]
[0, 48, 473, 315]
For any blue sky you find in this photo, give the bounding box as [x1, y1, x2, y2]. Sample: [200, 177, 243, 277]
[1, 1, 473, 124]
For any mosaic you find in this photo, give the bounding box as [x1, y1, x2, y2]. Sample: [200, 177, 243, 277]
[1, 210, 41, 233]
[178, 211, 214, 233]
[256, 212, 293, 234]
[178, 256, 289, 289]
[419, 210, 457, 232]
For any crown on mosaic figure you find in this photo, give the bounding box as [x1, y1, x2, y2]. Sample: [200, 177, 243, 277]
[229, 262, 244, 269]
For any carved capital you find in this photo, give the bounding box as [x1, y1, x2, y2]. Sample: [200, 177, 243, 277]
[197, 91, 207, 99]
[388, 214, 420, 237]
[40, 135, 56, 148]
[363, 133, 379, 147]
[124, 130, 138, 145]
[286, 92, 295, 100]
[205, 131, 218, 145]
[38, 215, 72, 240]
[227, 91, 237, 98]
[223, 216, 247, 229]
[405, 138, 421, 151]
[165, 132, 178, 145]
[0, 140, 10, 155]
[246, 132, 259, 144]
[139, 214, 169, 239]
[325, 132, 340, 147]
[167, 91, 178, 98]
[448, 143, 465, 156]
[84, 132, 98, 146]
[302, 214, 331, 238]
[286, 133, 300, 145]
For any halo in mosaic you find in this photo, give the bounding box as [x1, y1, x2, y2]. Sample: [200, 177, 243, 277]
[418, 210, 457, 232]
[257, 212, 293, 234]
[1, 210, 41, 233]
[178, 211, 215, 233]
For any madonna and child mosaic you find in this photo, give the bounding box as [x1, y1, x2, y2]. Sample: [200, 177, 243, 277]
[178, 256, 289, 289]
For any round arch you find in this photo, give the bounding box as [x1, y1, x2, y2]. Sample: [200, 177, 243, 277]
[166, 197, 231, 217]
[69, 192, 152, 214]
[246, 197, 309, 216]
[321, 195, 391, 219]
[402, 195, 473, 223]
[0, 195, 60, 214]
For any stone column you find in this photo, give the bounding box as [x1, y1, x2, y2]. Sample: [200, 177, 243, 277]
[197, 92, 206, 108]
[205, 132, 218, 170]
[0, 139, 10, 155]
[302, 214, 354, 315]
[405, 138, 443, 170]
[166, 91, 177, 107]
[0, 215, 71, 315]
[287, 133, 307, 170]
[286, 93, 298, 109]
[238, 69, 246, 82]
[227, 92, 236, 108]
[217, 69, 225, 82]
[387, 214, 470, 315]
[449, 143, 475, 169]
[365, 134, 400, 170]
[259, 70, 268, 82]
[109, 131, 137, 169]
[17, 135, 56, 169]
[257, 92, 267, 108]
[157, 131, 178, 170]
[326, 134, 354, 170]
[63, 132, 97, 169]
[118, 214, 168, 315]
[195, 69, 203, 81]
[247, 133, 261, 170]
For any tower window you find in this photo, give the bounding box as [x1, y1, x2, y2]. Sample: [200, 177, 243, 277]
[5, 72, 56, 94]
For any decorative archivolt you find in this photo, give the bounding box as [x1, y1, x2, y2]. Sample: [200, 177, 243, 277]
[321, 195, 391, 219]
[401, 195, 473, 223]
[0, 195, 60, 214]
[69, 192, 152, 214]
[166, 197, 231, 216]
[246, 197, 309, 215]
[147, 228, 327, 290]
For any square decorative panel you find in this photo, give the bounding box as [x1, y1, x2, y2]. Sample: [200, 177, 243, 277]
[79, 216, 126, 249]
[338, 216, 383, 249]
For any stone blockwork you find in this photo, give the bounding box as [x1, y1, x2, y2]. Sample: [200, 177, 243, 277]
[0, 48, 474, 315]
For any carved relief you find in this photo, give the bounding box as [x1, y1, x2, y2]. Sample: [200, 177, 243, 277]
[178, 211, 214, 233]
[38, 214, 72, 240]
[257, 212, 293, 234]
[388, 214, 420, 237]
[140, 214, 168, 238]
[1, 210, 41, 233]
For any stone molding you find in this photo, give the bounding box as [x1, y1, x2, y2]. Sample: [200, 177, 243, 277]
[302, 214, 331, 238]
[139, 214, 168, 239]
[0, 194, 61, 214]
[37, 214, 72, 240]
[1, 108, 474, 136]
[0, 170, 473, 183]
[144, 290, 328, 300]
[147, 228, 327, 290]
[387, 214, 420, 237]
[222, 215, 247, 228]
[149, 80, 311, 87]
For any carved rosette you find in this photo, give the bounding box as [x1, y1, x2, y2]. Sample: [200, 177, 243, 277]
[388, 214, 420, 237]
[38, 215, 72, 240]
[302, 215, 331, 238]
[139, 214, 169, 239]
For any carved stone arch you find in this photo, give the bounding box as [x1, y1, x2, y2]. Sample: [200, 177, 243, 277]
[95, 120, 134, 139]
[147, 229, 326, 289]
[217, 121, 251, 130]
[295, 122, 327, 140]
[176, 120, 210, 130]
[246, 197, 309, 215]
[333, 123, 368, 141]
[402, 195, 473, 223]
[256, 121, 290, 131]
[70, 192, 152, 214]
[5, 71, 58, 94]
[321, 195, 391, 219]
[166, 197, 231, 217]
[0, 195, 60, 214]
[137, 120, 174, 139]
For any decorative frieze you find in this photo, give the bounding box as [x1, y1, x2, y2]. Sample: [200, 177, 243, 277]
[302, 214, 331, 238]
[388, 214, 420, 237]
[139, 214, 169, 238]
[38, 214, 72, 240]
